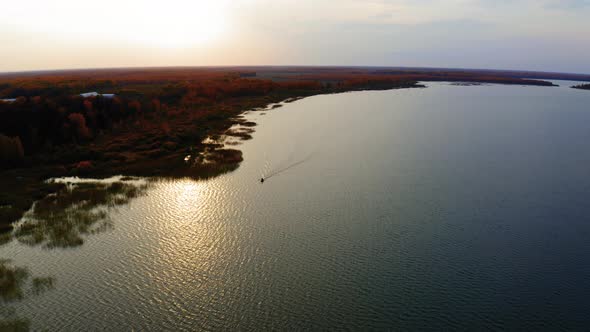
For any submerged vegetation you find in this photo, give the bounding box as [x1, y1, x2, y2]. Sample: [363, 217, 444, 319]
[0, 259, 54, 302]
[0, 177, 146, 330]
[0, 67, 558, 229]
[13, 178, 149, 249]
[0, 259, 54, 331]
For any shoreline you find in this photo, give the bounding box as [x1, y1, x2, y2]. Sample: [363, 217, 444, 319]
[1, 83, 421, 231]
[0, 75, 555, 231]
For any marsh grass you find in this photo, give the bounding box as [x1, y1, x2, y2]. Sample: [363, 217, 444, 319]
[0, 170, 66, 233]
[0, 259, 54, 331]
[177, 148, 243, 180]
[12, 181, 148, 249]
[0, 260, 28, 303]
[225, 127, 255, 141]
[0, 311, 29, 332]
[284, 96, 305, 103]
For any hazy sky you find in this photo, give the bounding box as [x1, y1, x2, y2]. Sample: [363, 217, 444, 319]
[1, 0, 589, 73]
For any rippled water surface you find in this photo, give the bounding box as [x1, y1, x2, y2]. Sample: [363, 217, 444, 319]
[3, 82, 590, 330]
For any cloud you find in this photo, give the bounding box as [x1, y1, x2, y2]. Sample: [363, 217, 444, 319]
[543, 0, 590, 9]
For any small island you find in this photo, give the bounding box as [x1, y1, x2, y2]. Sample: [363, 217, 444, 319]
[572, 84, 590, 90]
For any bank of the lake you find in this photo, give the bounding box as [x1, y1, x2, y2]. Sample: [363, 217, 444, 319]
[0, 81, 426, 230]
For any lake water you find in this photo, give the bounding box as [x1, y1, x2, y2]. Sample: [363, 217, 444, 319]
[3, 82, 590, 330]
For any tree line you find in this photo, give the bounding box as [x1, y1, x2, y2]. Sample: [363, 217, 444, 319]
[0, 76, 324, 168]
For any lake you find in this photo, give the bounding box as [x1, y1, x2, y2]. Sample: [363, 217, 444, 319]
[3, 81, 590, 330]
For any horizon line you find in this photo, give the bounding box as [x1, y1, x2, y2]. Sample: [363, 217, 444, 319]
[1, 65, 590, 78]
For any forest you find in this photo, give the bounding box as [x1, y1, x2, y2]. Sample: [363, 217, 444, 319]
[0, 67, 556, 230]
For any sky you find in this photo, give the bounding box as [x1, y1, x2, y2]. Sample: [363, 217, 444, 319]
[0, 0, 589, 73]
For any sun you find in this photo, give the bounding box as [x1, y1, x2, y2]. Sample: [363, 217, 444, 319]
[0, 0, 230, 51]
[116, 0, 229, 48]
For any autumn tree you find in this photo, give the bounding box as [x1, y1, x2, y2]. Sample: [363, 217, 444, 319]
[83, 99, 93, 113]
[0, 134, 24, 167]
[128, 100, 141, 115]
[151, 98, 161, 113]
[68, 113, 91, 141]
